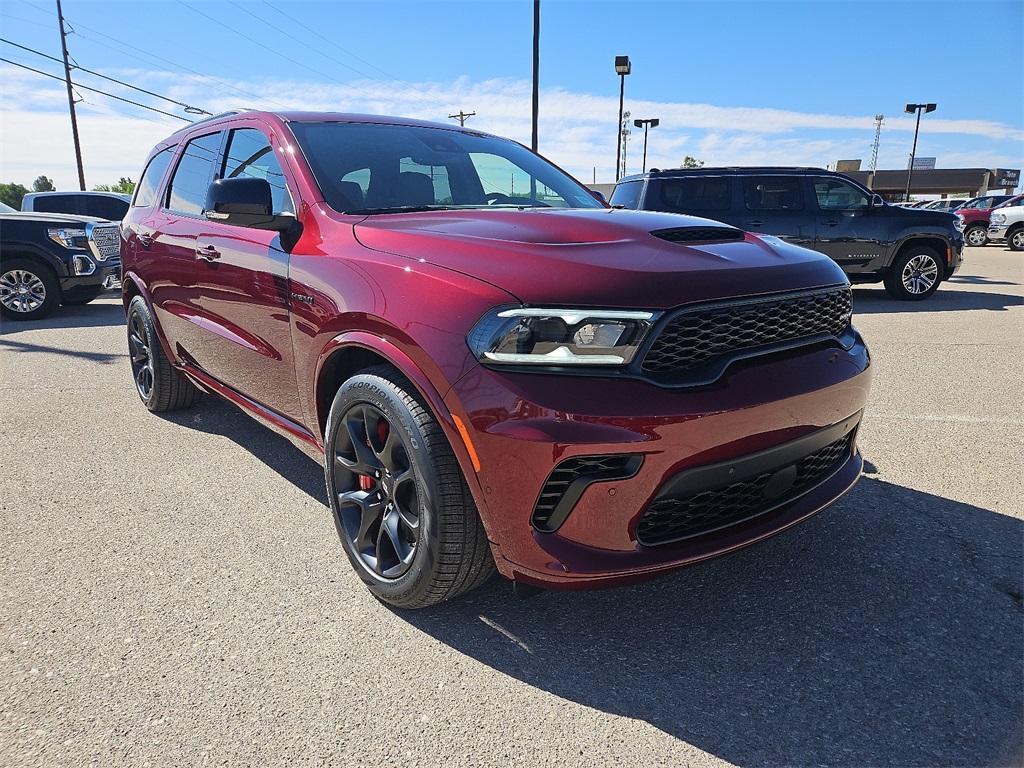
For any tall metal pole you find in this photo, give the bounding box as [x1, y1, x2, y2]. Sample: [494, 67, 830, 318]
[56, 0, 85, 190]
[905, 107, 922, 201]
[531, 0, 539, 152]
[615, 74, 624, 182]
[641, 123, 649, 173]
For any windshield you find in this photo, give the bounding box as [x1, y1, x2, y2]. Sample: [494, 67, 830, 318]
[289, 121, 602, 214]
[0, 201, 14, 213]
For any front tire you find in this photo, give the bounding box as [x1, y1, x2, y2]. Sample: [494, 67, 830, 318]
[126, 295, 200, 412]
[1008, 227, 1024, 252]
[884, 247, 943, 300]
[0, 258, 59, 320]
[325, 366, 494, 608]
[963, 224, 988, 247]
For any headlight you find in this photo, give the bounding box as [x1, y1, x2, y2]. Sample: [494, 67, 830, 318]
[47, 228, 88, 249]
[990, 213, 1006, 225]
[468, 307, 657, 366]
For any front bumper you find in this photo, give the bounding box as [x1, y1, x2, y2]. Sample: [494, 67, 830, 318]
[987, 224, 1010, 241]
[446, 335, 872, 588]
[58, 255, 120, 292]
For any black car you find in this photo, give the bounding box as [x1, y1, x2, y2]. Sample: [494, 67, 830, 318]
[0, 201, 121, 320]
[611, 167, 964, 300]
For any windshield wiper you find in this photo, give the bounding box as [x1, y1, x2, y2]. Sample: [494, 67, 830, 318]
[345, 205, 459, 215]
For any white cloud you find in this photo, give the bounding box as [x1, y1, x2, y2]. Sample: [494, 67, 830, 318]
[1, 65, 1021, 189]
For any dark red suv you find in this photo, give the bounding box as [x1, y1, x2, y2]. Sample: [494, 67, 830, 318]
[121, 111, 872, 607]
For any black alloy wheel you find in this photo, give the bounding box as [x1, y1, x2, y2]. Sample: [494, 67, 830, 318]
[333, 402, 420, 579]
[128, 307, 155, 401]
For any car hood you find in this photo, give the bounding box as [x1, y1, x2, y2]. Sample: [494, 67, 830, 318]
[352, 207, 848, 308]
[0, 211, 106, 225]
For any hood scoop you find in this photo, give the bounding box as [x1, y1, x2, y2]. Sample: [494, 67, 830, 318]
[652, 226, 744, 244]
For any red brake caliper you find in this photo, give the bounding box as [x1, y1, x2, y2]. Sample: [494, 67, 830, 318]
[357, 419, 390, 491]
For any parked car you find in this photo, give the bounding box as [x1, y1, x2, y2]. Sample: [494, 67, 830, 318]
[611, 168, 963, 300]
[956, 194, 1022, 247]
[22, 190, 131, 221]
[121, 112, 872, 607]
[923, 198, 968, 212]
[988, 203, 1024, 250]
[0, 202, 121, 319]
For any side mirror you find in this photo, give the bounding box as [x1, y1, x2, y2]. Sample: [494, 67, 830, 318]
[870, 194, 886, 208]
[589, 189, 609, 206]
[205, 178, 294, 232]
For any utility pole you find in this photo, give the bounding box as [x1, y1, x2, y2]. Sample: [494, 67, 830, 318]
[56, 0, 85, 190]
[531, 0, 539, 152]
[448, 110, 475, 127]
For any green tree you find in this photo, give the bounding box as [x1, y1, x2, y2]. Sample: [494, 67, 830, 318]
[0, 182, 30, 209]
[32, 175, 55, 192]
[92, 177, 135, 194]
[682, 155, 704, 169]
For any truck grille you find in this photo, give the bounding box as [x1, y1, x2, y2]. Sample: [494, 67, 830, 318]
[636, 430, 854, 546]
[641, 286, 852, 380]
[88, 224, 121, 262]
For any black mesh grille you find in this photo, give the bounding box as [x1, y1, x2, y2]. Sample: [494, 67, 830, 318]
[533, 455, 638, 532]
[652, 227, 744, 244]
[641, 286, 852, 377]
[636, 431, 853, 546]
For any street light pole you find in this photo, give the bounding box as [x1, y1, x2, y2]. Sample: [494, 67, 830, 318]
[904, 102, 936, 201]
[613, 55, 630, 182]
[531, 0, 539, 152]
[634, 118, 660, 173]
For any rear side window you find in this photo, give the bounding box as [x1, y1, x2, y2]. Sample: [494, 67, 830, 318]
[609, 180, 643, 209]
[223, 128, 293, 214]
[166, 132, 223, 216]
[82, 196, 129, 220]
[652, 177, 731, 212]
[30, 194, 78, 215]
[743, 176, 804, 211]
[133, 148, 175, 208]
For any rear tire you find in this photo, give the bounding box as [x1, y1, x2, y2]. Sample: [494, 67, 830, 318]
[62, 285, 105, 306]
[883, 247, 943, 301]
[963, 224, 987, 247]
[126, 295, 200, 412]
[1009, 227, 1024, 252]
[325, 365, 494, 608]
[0, 258, 59, 320]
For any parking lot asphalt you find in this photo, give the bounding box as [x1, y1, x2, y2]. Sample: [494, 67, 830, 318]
[1, 246, 1021, 768]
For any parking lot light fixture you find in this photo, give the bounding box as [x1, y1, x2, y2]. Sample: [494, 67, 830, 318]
[614, 55, 631, 182]
[904, 102, 937, 200]
[634, 118, 659, 173]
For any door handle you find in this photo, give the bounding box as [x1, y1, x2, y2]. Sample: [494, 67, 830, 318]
[137, 233, 154, 248]
[823, 219, 839, 227]
[196, 244, 221, 262]
[746, 220, 765, 228]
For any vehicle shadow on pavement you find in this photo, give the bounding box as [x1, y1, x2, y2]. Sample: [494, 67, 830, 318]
[400, 476, 1023, 768]
[0, 336, 127, 364]
[948, 274, 1020, 286]
[0, 297, 124, 334]
[159, 396, 326, 502]
[852, 288, 1022, 314]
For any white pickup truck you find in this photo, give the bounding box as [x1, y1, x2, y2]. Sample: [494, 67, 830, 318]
[988, 204, 1024, 251]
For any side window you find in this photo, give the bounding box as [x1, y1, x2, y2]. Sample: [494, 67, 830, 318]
[609, 180, 643, 209]
[133, 147, 175, 208]
[743, 176, 804, 211]
[31, 194, 79, 215]
[166, 132, 223, 216]
[653, 177, 731, 212]
[223, 128, 293, 214]
[813, 178, 869, 210]
[83, 196, 129, 221]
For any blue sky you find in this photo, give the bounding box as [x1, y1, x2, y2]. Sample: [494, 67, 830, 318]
[1, 0, 1021, 189]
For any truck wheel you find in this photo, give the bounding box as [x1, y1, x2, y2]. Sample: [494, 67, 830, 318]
[1009, 227, 1024, 252]
[126, 295, 200, 412]
[0, 258, 60, 320]
[883, 247, 942, 300]
[963, 224, 987, 247]
[325, 365, 495, 608]
[62, 285, 104, 306]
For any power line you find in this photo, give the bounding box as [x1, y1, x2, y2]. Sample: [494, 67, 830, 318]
[0, 37, 210, 115]
[1, 57, 192, 122]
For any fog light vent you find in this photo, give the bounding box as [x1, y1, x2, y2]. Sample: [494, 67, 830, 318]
[532, 454, 642, 533]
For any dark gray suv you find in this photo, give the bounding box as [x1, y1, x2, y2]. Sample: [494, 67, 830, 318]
[611, 167, 964, 300]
